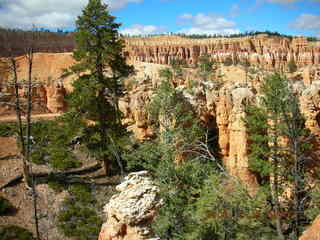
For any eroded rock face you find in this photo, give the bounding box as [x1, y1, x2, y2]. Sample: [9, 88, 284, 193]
[124, 35, 320, 70]
[299, 216, 320, 240]
[99, 171, 161, 240]
[0, 53, 75, 116]
[122, 64, 259, 189]
[46, 83, 67, 113]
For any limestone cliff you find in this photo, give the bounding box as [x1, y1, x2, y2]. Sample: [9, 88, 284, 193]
[124, 35, 320, 70]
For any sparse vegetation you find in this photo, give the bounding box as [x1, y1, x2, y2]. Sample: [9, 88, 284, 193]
[0, 197, 14, 215]
[57, 184, 102, 240]
[0, 226, 35, 240]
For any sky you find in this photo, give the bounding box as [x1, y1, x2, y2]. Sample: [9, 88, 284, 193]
[0, 0, 319, 38]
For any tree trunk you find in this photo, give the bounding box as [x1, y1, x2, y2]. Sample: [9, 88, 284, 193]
[11, 57, 33, 188]
[26, 41, 40, 240]
[292, 140, 303, 240]
[269, 131, 285, 240]
[103, 159, 112, 176]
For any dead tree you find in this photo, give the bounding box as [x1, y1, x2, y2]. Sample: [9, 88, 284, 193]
[1, 29, 41, 240]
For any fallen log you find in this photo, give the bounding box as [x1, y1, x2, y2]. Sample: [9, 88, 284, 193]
[0, 162, 103, 190]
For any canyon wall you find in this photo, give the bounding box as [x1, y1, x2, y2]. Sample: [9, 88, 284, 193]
[1, 52, 320, 188]
[124, 35, 320, 71]
[0, 53, 76, 115]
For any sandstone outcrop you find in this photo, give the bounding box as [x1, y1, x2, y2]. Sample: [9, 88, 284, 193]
[0, 53, 75, 116]
[46, 83, 67, 113]
[121, 62, 259, 188]
[99, 171, 161, 240]
[299, 216, 320, 240]
[300, 82, 320, 133]
[124, 35, 320, 71]
[1, 51, 320, 189]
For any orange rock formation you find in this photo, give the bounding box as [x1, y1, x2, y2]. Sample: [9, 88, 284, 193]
[124, 35, 320, 70]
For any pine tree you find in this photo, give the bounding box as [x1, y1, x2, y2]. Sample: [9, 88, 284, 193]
[68, 0, 134, 176]
[125, 80, 213, 239]
[245, 73, 310, 239]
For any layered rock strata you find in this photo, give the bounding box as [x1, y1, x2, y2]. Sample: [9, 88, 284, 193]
[124, 35, 320, 70]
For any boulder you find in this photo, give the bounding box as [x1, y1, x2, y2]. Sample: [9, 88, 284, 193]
[99, 171, 162, 240]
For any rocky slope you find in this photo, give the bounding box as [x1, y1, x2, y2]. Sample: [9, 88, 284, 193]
[124, 35, 320, 71]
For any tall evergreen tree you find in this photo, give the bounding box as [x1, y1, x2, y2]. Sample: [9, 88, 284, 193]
[68, 0, 134, 175]
[245, 73, 310, 239]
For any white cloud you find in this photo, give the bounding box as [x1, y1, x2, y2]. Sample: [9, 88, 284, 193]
[316, 33, 320, 39]
[120, 24, 167, 36]
[105, 0, 143, 11]
[290, 14, 320, 30]
[177, 13, 240, 35]
[0, 0, 144, 29]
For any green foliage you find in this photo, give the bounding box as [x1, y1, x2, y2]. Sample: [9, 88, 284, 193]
[245, 106, 271, 180]
[187, 173, 278, 240]
[47, 173, 68, 192]
[170, 59, 185, 76]
[65, 0, 134, 173]
[0, 197, 14, 215]
[307, 37, 320, 42]
[159, 68, 173, 82]
[0, 123, 16, 137]
[29, 117, 82, 170]
[287, 59, 297, 73]
[125, 80, 216, 239]
[305, 181, 320, 220]
[152, 156, 215, 240]
[245, 73, 308, 181]
[0, 226, 34, 240]
[123, 30, 293, 39]
[48, 146, 80, 170]
[244, 73, 311, 238]
[57, 184, 102, 240]
[0, 119, 81, 170]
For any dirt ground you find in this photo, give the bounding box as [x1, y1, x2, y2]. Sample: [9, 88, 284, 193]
[0, 113, 61, 123]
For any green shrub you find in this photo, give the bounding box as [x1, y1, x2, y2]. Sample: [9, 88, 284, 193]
[0, 123, 16, 137]
[57, 185, 102, 240]
[0, 197, 14, 215]
[187, 173, 277, 240]
[47, 173, 68, 192]
[48, 146, 81, 171]
[0, 225, 34, 240]
[31, 149, 46, 165]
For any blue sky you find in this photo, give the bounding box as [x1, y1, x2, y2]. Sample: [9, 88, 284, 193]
[0, 0, 319, 37]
